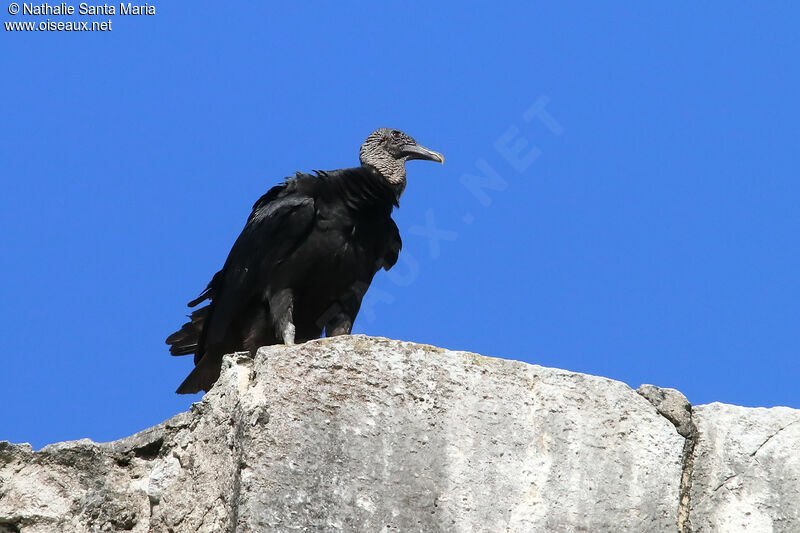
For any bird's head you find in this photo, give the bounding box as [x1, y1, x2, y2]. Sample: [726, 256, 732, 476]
[359, 128, 444, 197]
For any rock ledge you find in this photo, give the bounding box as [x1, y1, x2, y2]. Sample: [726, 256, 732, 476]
[1, 336, 798, 532]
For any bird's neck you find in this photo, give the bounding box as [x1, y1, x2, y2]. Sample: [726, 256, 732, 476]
[362, 162, 406, 200]
[320, 167, 400, 210]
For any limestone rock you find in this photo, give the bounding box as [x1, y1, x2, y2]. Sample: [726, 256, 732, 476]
[637, 384, 696, 439]
[0, 336, 796, 532]
[690, 402, 800, 532]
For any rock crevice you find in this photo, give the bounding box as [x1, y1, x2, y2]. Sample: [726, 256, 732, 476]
[637, 384, 699, 533]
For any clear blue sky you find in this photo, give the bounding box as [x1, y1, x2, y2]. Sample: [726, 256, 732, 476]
[2, 4, 798, 449]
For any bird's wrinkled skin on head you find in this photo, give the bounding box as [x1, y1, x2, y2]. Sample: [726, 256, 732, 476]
[359, 128, 444, 197]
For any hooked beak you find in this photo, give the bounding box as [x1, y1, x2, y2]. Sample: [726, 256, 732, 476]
[402, 143, 445, 164]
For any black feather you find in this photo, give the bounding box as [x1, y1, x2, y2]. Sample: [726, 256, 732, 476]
[165, 167, 403, 393]
[166, 128, 442, 394]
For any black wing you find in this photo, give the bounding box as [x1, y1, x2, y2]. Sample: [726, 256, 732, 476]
[201, 180, 316, 352]
[381, 218, 402, 271]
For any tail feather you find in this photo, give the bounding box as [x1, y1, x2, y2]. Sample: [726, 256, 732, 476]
[175, 351, 222, 394]
[166, 305, 209, 357]
[169, 271, 227, 394]
[175, 365, 204, 394]
[187, 270, 223, 307]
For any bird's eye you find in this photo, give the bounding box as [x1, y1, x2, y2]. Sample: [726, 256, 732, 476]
[391, 130, 402, 139]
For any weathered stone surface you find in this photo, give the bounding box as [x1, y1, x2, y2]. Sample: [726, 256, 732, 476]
[690, 402, 800, 532]
[236, 338, 683, 532]
[0, 336, 795, 532]
[637, 385, 695, 439]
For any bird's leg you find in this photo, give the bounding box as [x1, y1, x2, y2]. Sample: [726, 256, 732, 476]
[325, 287, 364, 337]
[282, 322, 296, 345]
[269, 289, 296, 345]
[325, 314, 353, 337]
[243, 304, 272, 354]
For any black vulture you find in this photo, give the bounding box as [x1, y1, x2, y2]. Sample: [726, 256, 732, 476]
[166, 128, 444, 394]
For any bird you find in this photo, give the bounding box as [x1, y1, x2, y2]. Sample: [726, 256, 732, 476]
[166, 128, 444, 394]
